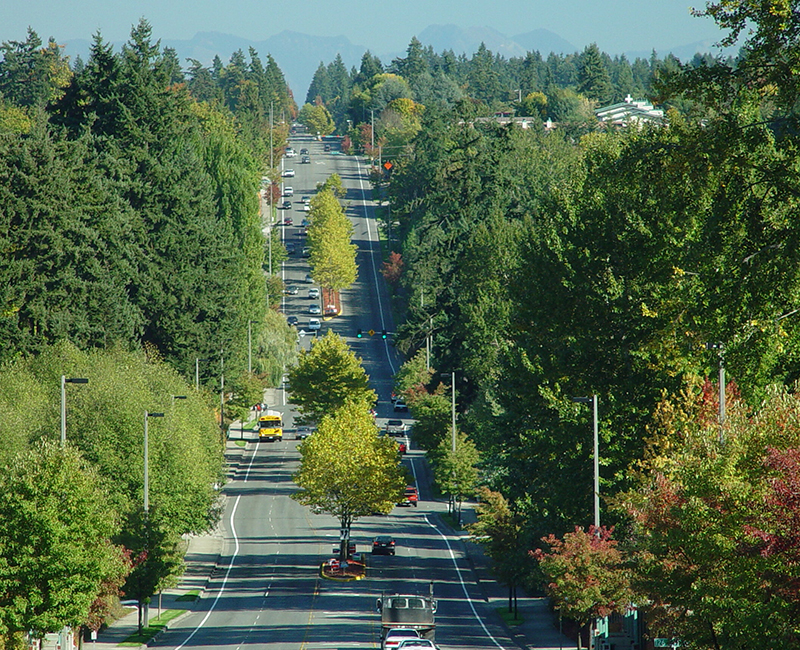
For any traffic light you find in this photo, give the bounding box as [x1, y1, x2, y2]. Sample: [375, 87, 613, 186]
[381, 330, 388, 339]
[357, 329, 363, 338]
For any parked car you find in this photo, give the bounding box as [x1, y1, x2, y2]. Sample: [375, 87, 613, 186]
[382, 629, 420, 650]
[323, 144, 331, 152]
[308, 303, 321, 315]
[282, 169, 295, 177]
[308, 318, 321, 330]
[284, 285, 299, 295]
[372, 535, 396, 556]
[308, 288, 320, 299]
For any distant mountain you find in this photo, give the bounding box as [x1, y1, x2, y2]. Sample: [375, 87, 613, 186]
[625, 38, 735, 62]
[417, 24, 528, 58]
[512, 29, 577, 56]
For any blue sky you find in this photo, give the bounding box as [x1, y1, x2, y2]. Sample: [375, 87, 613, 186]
[5, 0, 726, 57]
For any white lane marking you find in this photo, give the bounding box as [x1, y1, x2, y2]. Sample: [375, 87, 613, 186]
[354, 157, 397, 376]
[171, 442, 260, 650]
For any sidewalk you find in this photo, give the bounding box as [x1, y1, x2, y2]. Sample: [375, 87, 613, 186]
[94, 440, 244, 650]
[457, 505, 575, 650]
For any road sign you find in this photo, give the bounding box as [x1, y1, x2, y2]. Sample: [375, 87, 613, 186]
[368, 329, 375, 336]
[383, 161, 393, 170]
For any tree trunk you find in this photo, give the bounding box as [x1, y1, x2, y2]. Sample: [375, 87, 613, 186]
[508, 585, 513, 613]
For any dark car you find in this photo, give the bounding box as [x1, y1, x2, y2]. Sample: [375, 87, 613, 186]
[324, 143, 331, 152]
[372, 535, 396, 555]
[287, 316, 299, 327]
[282, 200, 292, 209]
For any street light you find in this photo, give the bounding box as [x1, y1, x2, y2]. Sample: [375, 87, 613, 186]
[195, 357, 208, 391]
[571, 395, 600, 531]
[60, 376, 88, 446]
[706, 342, 725, 443]
[143, 411, 165, 514]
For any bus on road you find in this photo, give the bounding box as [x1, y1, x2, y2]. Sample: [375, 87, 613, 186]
[258, 411, 283, 442]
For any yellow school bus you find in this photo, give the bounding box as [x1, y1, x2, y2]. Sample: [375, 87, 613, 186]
[258, 412, 283, 442]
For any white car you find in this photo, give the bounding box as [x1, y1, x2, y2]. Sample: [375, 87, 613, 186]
[383, 629, 421, 650]
[285, 149, 296, 157]
[397, 641, 437, 650]
[282, 169, 295, 177]
[308, 288, 320, 299]
[302, 196, 311, 206]
[283, 186, 294, 196]
[308, 318, 321, 331]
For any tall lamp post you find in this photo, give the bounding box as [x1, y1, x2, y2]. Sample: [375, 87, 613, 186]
[571, 395, 600, 531]
[220, 350, 225, 438]
[61, 376, 88, 446]
[195, 357, 208, 392]
[706, 342, 725, 443]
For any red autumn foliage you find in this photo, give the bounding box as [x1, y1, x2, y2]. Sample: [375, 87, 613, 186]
[381, 251, 404, 286]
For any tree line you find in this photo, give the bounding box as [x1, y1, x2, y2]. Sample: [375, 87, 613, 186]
[0, 19, 297, 645]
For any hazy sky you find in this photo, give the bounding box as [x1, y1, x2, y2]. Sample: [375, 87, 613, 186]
[4, 0, 726, 56]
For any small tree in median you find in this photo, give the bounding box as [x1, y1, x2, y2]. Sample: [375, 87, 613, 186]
[287, 331, 376, 424]
[292, 400, 407, 558]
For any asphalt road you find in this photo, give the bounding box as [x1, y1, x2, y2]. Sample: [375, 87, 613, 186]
[153, 137, 516, 650]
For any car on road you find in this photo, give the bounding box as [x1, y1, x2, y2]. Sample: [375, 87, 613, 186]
[283, 186, 294, 196]
[304, 274, 314, 284]
[399, 486, 418, 507]
[308, 318, 321, 330]
[301, 155, 311, 164]
[308, 288, 320, 299]
[282, 200, 292, 209]
[397, 640, 438, 650]
[308, 303, 321, 315]
[299, 148, 309, 155]
[372, 535, 396, 556]
[386, 419, 406, 434]
[283, 216, 293, 225]
[393, 399, 409, 412]
[323, 144, 331, 152]
[302, 197, 311, 206]
[282, 169, 295, 177]
[382, 629, 420, 650]
[301, 247, 311, 257]
[295, 426, 314, 440]
[285, 243, 296, 255]
[285, 149, 296, 157]
[287, 316, 299, 327]
[284, 285, 299, 295]
[301, 216, 311, 225]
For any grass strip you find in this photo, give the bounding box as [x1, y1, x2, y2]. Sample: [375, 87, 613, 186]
[118, 609, 186, 646]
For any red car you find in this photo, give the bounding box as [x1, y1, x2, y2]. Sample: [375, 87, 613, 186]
[399, 486, 418, 507]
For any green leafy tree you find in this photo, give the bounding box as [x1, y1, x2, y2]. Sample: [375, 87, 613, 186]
[307, 189, 357, 292]
[0, 441, 129, 641]
[468, 487, 531, 616]
[298, 102, 334, 135]
[292, 400, 406, 557]
[316, 172, 346, 198]
[620, 382, 800, 648]
[533, 526, 633, 650]
[287, 331, 376, 423]
[433, 430, 480, 521]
